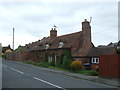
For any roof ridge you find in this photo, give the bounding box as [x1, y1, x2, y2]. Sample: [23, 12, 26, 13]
[57, 31, 81, 38]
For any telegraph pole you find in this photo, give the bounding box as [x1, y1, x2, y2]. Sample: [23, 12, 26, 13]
[13, 27, 15, 50]
[90, 17, 92, 24]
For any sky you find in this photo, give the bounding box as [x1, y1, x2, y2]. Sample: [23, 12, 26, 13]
[0, 0, 118, 49]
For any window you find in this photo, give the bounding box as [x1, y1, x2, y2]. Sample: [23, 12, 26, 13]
[91, 58, 99, 64]
[34, 45, 37, 50]
[92, 59, 95, 63]
[58, 42, 64, 48]
[96, 59, 99, 63]
[48, 56, 52, 63]
[45, 44, 49, 49]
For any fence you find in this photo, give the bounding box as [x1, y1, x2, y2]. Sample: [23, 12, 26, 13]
[99, 54, 120, 78]
[6, 51, 29, 61]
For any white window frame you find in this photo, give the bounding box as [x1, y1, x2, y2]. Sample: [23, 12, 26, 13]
[58, 42, 64, 48]
[91, 58, 99, 64]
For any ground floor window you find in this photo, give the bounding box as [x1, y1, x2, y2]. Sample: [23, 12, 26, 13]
[48, 56, 52, 63]
[91, 58, 99, 64]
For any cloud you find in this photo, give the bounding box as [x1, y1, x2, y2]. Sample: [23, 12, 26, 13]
[0, 1, 118, 49]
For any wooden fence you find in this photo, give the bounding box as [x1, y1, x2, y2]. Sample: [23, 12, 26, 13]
[6, 52, 29, 61]
[99, 54, 120, 78]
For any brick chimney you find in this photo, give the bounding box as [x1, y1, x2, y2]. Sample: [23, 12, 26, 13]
[50, 28, 57, 38]
[82, 19, 91, 31]
[82, 19, 91, 42]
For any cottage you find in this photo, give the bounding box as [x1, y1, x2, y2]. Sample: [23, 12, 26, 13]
[86, 46, 116, 70]
[5, 19, 119, 71]
[23, 19, 94, 65]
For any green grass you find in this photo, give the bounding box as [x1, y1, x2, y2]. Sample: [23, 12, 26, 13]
[78, 70, 98, 76]
[22, 60, 51, 68]
[22, 60, 98, 76]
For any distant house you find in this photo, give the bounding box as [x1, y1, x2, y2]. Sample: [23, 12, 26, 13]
[23, 19, 94, 64]
[86, 45, 117, 70]
[2, 45, 12, 53]
[107, 42, 118, 47]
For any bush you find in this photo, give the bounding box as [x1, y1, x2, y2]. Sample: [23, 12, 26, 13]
[50, 61, 55, 67]
[62, 51, 73, 69]
[44, 53, 48, 62]
[70, 60, 83, 71]
[5, 49, 12, 53]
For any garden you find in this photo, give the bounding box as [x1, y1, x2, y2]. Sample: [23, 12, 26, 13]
[22, 51, 98, 76]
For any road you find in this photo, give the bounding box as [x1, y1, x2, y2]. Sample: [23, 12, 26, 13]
[2, 59, 117, 89]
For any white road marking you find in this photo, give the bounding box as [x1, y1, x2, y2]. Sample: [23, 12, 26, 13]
[33, 77, 66, 90]
[2, 64, 7, 68]
[11, 68, 24, 74]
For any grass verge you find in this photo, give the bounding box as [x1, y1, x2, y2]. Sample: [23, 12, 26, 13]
[22, 60, 98, 76]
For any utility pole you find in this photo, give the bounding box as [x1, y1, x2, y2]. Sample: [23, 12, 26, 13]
[13, 27, 15, 50]
[90, 17, 92, 25]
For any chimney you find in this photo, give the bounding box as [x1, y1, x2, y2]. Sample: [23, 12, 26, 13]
[50, 28, 57, 38]
[82, 19, 91, 31]
[81, 19, 91, 42]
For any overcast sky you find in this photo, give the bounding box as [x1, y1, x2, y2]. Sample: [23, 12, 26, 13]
[0, 1, 118, 49]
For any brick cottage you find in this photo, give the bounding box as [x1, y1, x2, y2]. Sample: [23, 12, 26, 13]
[19, 19, 94, 64]
[5, 19, 118, 71]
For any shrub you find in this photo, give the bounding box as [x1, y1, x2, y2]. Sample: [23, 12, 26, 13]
[5, 49, 12, 53]
[44, 53, 48, 62]
[56, 54, 64, 68]
[37, 62, 50, 68]
[70, 60, 83, 71]
[62, 51, 73, 69]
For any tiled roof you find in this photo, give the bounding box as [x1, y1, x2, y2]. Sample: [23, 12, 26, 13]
[107, 42, 118, 47]
[86, 47, 116, 57]
[24, 30, 94, 57]
[26, 31, 81, 51]
[48, 31, 82, 49]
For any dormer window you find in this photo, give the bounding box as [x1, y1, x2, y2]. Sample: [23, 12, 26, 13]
[34, 45, 37, 50]
[58, 42, 64, 48]
[45, 44, 49, 49]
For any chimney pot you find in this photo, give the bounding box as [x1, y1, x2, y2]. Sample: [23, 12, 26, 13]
[82, 19, 91, 30]
[50, 27, 57, 38]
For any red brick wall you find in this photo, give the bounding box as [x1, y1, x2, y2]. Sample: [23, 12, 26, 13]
[6, 52, 29, 61]
[91, 64, 98, 70]
[99, 54, 120, 78]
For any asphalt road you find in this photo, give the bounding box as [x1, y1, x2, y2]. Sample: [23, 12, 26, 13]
[2, 59, 117, 89]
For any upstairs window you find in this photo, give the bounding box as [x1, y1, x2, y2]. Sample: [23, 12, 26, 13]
[91, 58, 99, 64]
[58, 42, 64, 48]
[34, 45, 37, 50]
[45, 44, 49, 49]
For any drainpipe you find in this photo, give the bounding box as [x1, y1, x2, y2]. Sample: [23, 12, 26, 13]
[55, 55, 57, 67]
